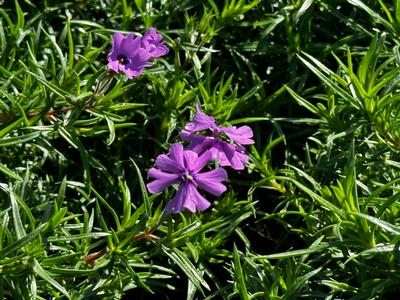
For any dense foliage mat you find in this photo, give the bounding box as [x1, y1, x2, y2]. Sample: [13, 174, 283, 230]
[1, 0, 400, 299]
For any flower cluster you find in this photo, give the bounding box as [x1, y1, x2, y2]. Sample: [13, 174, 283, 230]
[147, 105, 254, 214]
[181, 105, 254, 170]
[107, 28, 168, 79]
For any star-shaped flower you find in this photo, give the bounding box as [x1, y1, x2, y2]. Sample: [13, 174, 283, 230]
[147, 143, 227, 213]
[107, 28, 168, 79]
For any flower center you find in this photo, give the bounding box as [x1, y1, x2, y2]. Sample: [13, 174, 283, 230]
[211, 128, 220, 138]
[117, 54, 130, 65]
[181, 171, 193, 182]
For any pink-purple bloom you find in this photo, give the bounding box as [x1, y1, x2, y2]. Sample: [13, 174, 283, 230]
[107, 28, 168, 79]
[147, 143, 227, 213]
[140, 27, 169, 58]
[180, 105, 254, 170]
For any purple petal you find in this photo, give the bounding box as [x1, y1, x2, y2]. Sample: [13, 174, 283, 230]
[169, 143, 185, 170]
[183, 150, 199, 171]
[141, 27, 169, 58]
[180, 130, 215, 154]
[185, 105, 217, 132]
[164, 182, 211, 213]
[148, 44, 169, 57]
[107, 32, 126, 71]
[211, 141, 236, 162]
[143, 27, 160, 41]
[234, 151, 249, 166]
[111, 32, 125, 52]
[107, 59, 120, 72]
[191, 150, 212, 173]
[164, 183, 186, 213]
[156, 154, 183, 173]
[128, 48, 152, 68]
[147, 168, 180, 194]
[121, 33, 140, 57]
[218, 143, 248, 170]
[186, 182, 211, 211]
[194, 168, 227, 196]
[208, 141, 248, 170]
[120, 65, 143, 79]
[189, 138, 215, 154]
[221, 125, 254, 145]
[221, 153, 246, 170]
[180, 130, 207, 144]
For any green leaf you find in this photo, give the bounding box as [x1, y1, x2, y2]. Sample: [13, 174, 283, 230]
[348, 0, 394, 33]
[0, 224, 46, 260]
[353, 212, 400, 235]
[32, 259, 71, 299]
[25, 70, 68, 100]
[120, 257, 153, 294]
[286, 85, 320, 115]
[261, 245, 327, 259]
[10, 191, 26, 239]
[298, 52, 360, 108]
[0, 131, 40, 146]
[130, 158, 151, 217]
[357, 33, 386, 88]
[0, 163, 22, 180]
[91, 186, 121, 230]
[232, 244, 249, 300]
[162, 245, 210, 294]
[47, 232, 111, 242]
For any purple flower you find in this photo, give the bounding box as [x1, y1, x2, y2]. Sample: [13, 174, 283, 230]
[147, 143, 227, 213]
[180, 105, 254, 170]
[141, 27, 169, 58]
[107, 32, 152, 79]
[107, 28, 168, 79]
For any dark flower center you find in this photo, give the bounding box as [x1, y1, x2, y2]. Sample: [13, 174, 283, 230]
[117, 54, 130, 65]
[211, 128, 221, 138]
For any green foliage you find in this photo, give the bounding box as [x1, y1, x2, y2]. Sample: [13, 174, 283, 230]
[2, 0, 400, 299]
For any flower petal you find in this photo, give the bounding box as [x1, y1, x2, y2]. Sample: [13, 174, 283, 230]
[107, 32, 126, 71]
[121, 66, 144, 79]
[169, 143, 185, 170]
[164, 183, 186, 213]
[128, 48, 152, 69]
[121, 33, 140, 57]
[218, 143, 248, 170]
[180, 130, 215, 154]
[211, 141, 236, 162]
[194, 168, 227, 196]
[156, 154, 183, 173]
[221, 125, 254, 145]
[183, 150, 199, 171]
[191, 150, 212, 173]
[180, 130, 207, 144]
[147, 168, 180, 194]
[210, 141, 248, 170]
[143, 27, 160, 41]
[107, 59, 120, 72]
[148, 44, 169, 57]
[186, 182, 211, 211]
[111, 32, 125, 52]
[141, 27, 169, 57]
[164, 182, 211, 213]
[185, 104, 217, 132]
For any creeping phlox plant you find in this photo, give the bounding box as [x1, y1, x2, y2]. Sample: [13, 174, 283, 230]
[147, 106, 254, 213]
[106, 29, 254, 214]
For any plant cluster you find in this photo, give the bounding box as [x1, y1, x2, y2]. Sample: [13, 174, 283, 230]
[1, 0, 400, 299]
[148, 105, 253, 213]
